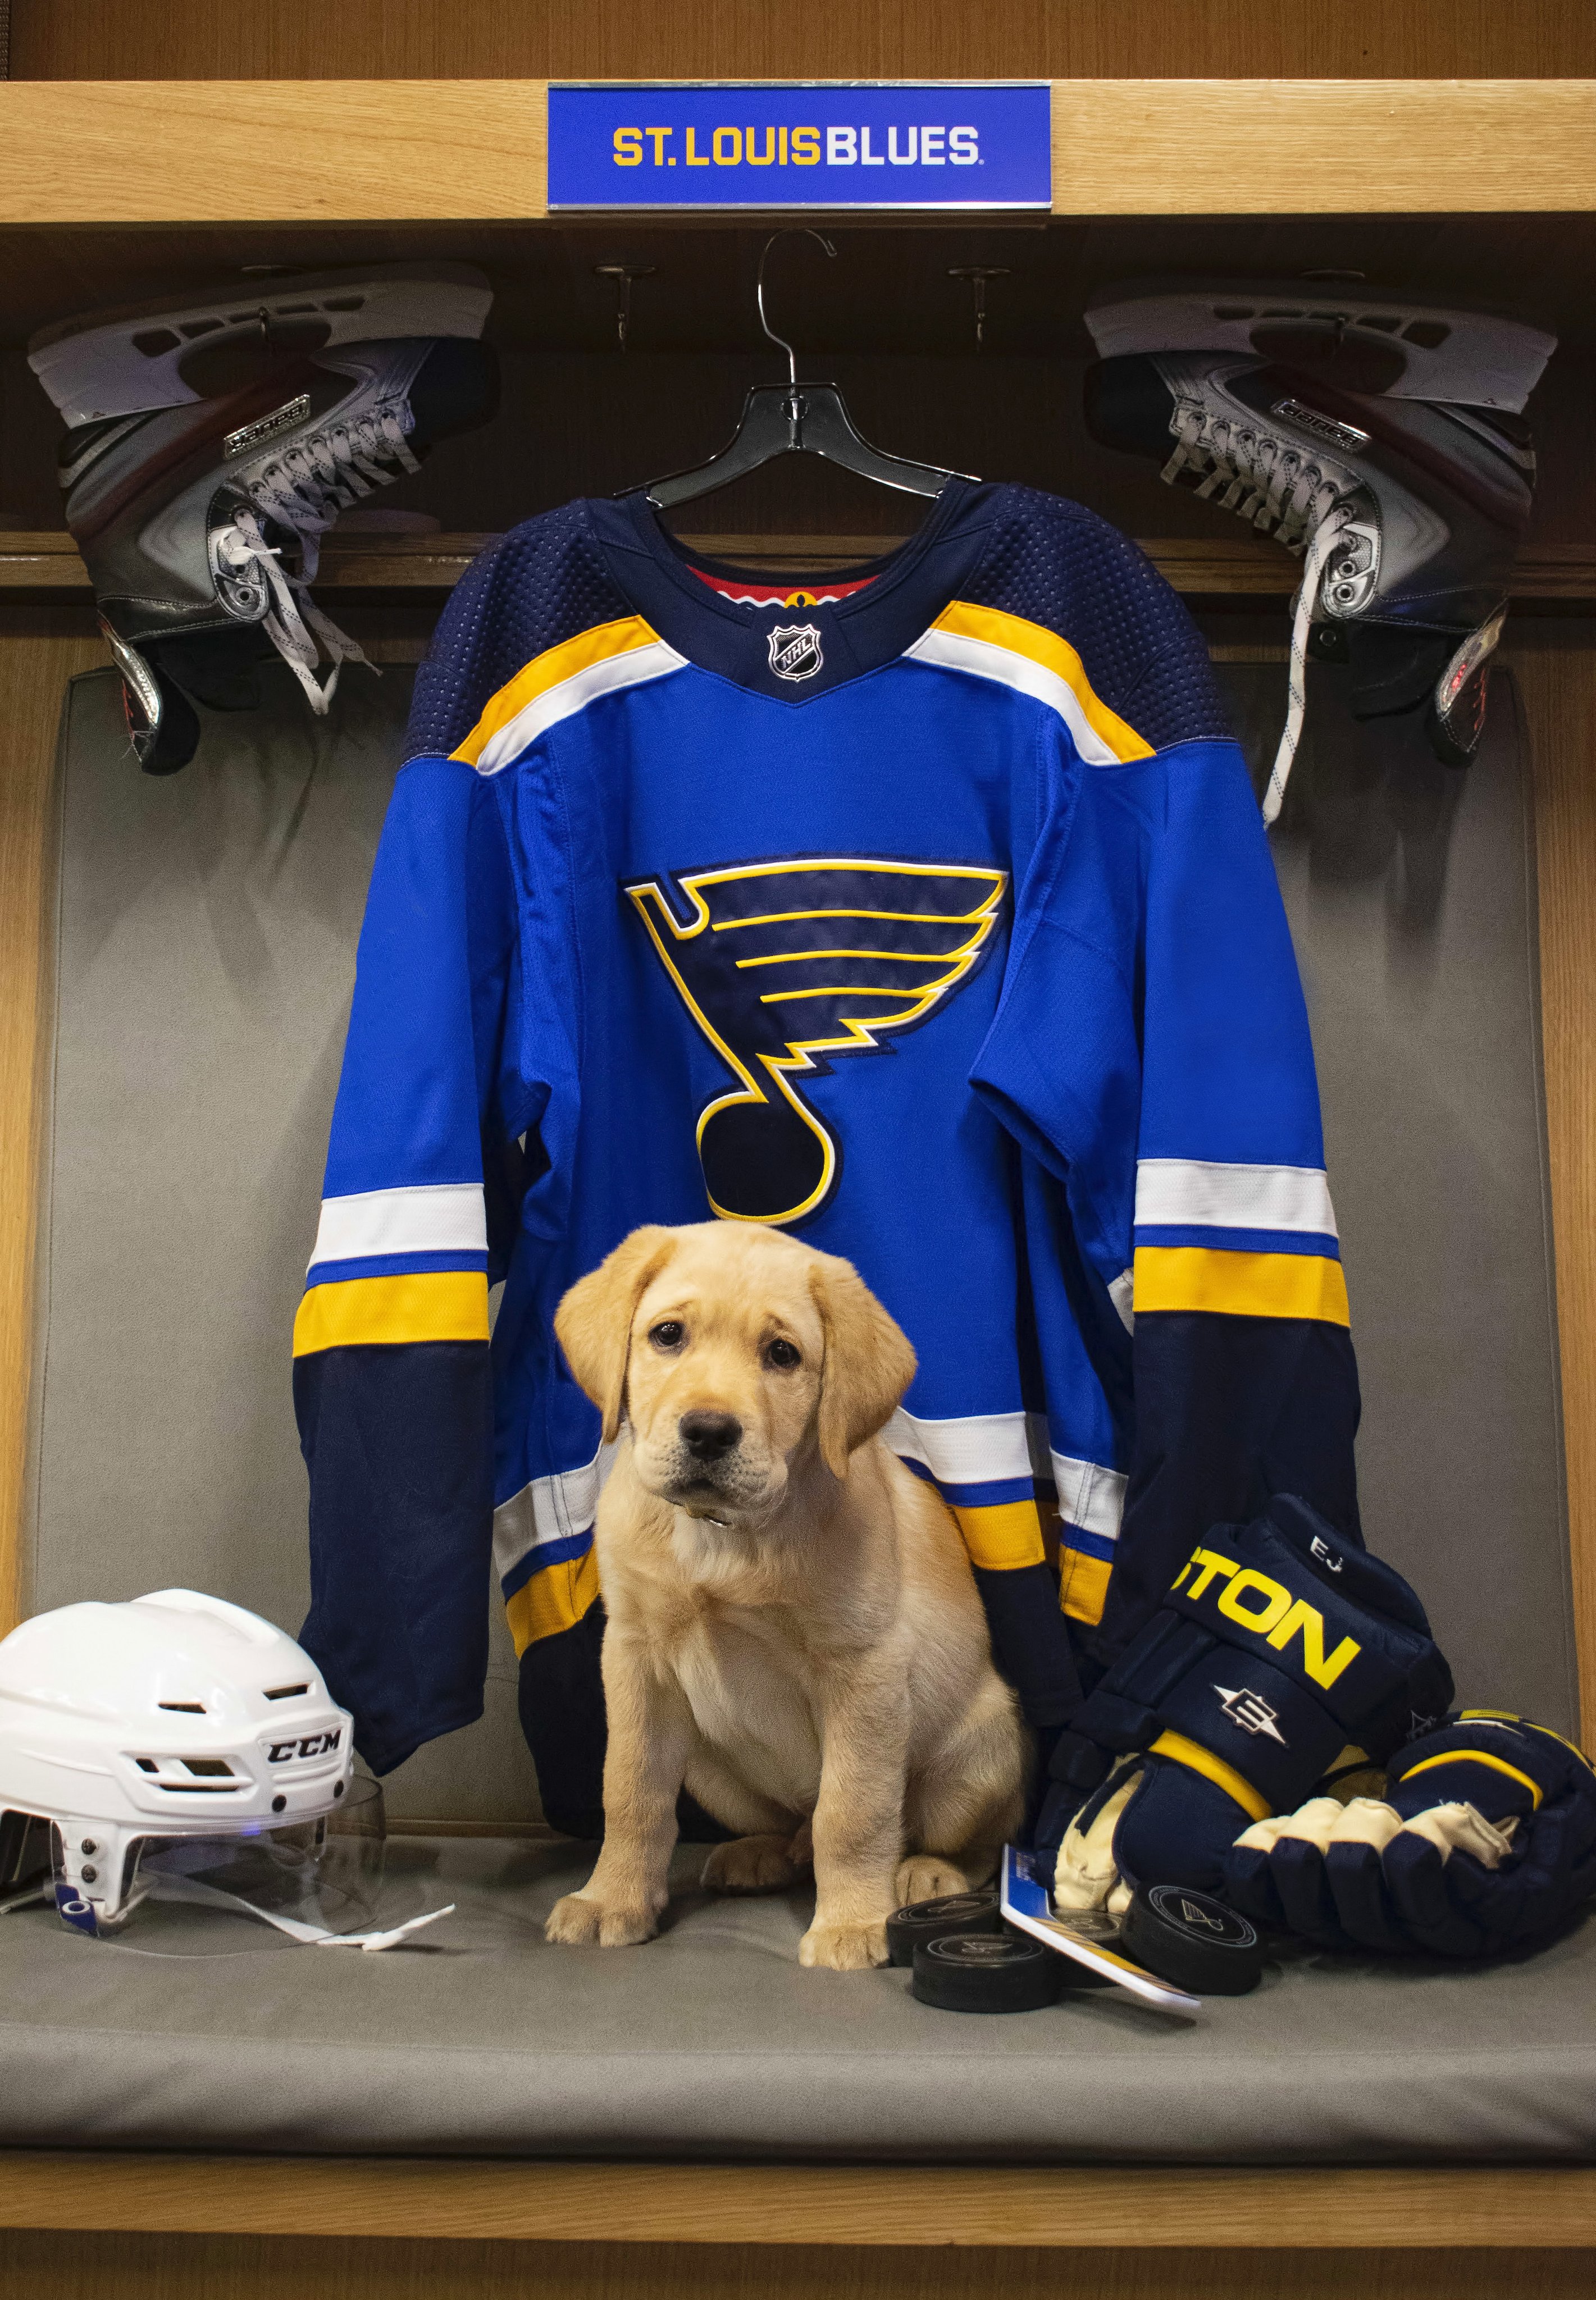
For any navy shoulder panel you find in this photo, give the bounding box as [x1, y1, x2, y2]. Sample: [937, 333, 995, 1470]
[405, 501, 633, 761]
[961, 485, 1233, 755]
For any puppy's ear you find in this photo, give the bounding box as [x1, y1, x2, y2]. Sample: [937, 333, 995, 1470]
[810, 1254, 918, 1479]
[555, 1226, 676, 1442]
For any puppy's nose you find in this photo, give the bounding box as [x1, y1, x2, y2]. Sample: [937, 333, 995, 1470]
[678, 1409, 742, 1460]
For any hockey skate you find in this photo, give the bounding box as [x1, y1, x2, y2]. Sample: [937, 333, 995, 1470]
[30, 266, 498, 773]
[1082, 281, 1554, 821]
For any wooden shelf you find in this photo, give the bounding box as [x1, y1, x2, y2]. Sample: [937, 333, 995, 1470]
[3, 2150, 1595, 2248]
[0, 80, 1592, 229]
[1054, 79, 1596, 216]
[7, 531, 1596, 603]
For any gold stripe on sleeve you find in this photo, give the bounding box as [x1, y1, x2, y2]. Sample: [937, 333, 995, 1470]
[1133, 1246, 1351, 1326]
[292, 1271, 491, 1357]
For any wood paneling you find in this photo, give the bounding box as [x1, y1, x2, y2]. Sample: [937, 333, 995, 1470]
[0, 607, 106, 1636]
[1054, 79, 1596, 213]
[0, 83, 548, 225]
[4, 2153, 1596, 2247]
[12, 531, 1596, 600]
[13, 0, 1596, 84]
[1512, 625, 1596, 1737]
[1, 80, 1595, 229]
[3, 2231, 1595, 2300]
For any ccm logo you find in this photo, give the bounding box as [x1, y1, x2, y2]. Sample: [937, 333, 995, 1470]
[267, 1729, 342, 1764]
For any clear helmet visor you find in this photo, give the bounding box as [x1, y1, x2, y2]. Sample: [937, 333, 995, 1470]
[42, 1776, 386, 1953]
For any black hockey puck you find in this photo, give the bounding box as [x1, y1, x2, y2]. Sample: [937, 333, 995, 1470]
[1122, 1884, 1264, 1996]
[1045, 1904, 1124, 1988]
[886, 1890, 1002, 1968]
[911, 1931, 1066, 2014]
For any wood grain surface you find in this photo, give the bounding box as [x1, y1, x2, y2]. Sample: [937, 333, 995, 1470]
[0, 81, 549, 223]
[1053, 79, 1596, 213]
[8, 532, 1596, 600]
[12, 0, 1596, 83]
[0, 608, 107, 1635]
[1, 79, 1594, 226]
[3, 2152, 1595, 2247]
[3, 2230, 1595, 2300]
[1511, 626, 1596, 1739]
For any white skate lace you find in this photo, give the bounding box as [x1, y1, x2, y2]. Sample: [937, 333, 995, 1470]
[1264, 504, 1360, 825]
[1161, 395, 1361, 825]
[212, 398, 421, 713]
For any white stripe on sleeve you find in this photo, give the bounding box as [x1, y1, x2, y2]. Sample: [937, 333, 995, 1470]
[308, 1181, 488, 1272]
[883, 1407, 1041, 1486]
[884, 1409, 1125, 1539]
[1134, 1158, 1337, 1239]
[493, 1443, 620, 1583]
[1050, 1453, 1127, 1543]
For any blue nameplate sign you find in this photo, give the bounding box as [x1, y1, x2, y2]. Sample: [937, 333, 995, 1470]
[547, 84, 1052, 211]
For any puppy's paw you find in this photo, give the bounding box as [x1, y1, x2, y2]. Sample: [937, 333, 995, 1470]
[799, 1916, 891, 1971]
[895, 1854, 970, 1906]
[545, 1892, 659, 1948]
[702, 1834, 801, 1893]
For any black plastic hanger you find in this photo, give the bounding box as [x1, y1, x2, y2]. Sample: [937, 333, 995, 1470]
[642, 229, 974, 510]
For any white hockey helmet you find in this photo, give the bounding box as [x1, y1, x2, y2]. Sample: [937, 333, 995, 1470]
[0, 1588, 367, 1937]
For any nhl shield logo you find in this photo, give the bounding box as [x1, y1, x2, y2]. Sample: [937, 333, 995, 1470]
[768, 623, 824, 682]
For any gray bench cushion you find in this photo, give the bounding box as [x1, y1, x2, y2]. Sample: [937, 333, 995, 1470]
[2, 1833, 1593, 2161]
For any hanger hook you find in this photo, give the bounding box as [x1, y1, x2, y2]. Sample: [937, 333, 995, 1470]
[594, 263, 655, 353]
[756, 228, 836, 390]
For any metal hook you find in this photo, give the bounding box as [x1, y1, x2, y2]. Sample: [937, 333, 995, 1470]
[947, 267, 1010, 352]
[594, 264, 655, 352]
[756, 228, 837, 389]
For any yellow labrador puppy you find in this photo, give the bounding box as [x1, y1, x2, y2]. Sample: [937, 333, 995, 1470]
[545, 1221, 1026, 1971]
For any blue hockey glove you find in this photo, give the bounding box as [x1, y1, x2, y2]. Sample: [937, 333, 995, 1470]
[1034, 1494, 1452, 1904]
[1225, 1710, 1596, 1956]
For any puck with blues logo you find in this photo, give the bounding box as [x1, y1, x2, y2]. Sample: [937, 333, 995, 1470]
[1121, 1884, 1264, 1996]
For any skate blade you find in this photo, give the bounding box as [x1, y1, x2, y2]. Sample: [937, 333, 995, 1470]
[1084, 277, 1555, 412]
[29, 261, 493, 426]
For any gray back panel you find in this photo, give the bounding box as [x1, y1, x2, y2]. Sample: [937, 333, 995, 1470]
[1239, 663, 1576, 1733]
[26, 664, 537, 1823]
[25, 653, 1577, 1831]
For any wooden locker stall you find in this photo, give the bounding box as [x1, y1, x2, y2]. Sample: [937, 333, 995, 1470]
[2, 6, 1596, 2294]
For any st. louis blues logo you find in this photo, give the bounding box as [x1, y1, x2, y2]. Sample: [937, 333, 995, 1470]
[767, 624, 824, 681]
[625, 857, 1009, 1224]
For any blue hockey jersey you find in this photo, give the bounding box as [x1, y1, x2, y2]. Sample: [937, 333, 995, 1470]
[293, 481, 1361, 1831]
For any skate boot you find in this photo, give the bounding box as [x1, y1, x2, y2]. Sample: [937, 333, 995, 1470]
[1082, 282, 1554, 822]
[31, 269, 498, 773]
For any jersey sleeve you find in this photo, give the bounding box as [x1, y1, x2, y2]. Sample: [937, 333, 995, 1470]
[294, 754, 522, 1774]
[1110, 738, 1361, 1651]
[969, 511, 1360, 1668]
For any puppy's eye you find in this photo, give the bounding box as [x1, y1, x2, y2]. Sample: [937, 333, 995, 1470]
[766, 1338, 801, 1371]
[649, 1321, 686, 1352]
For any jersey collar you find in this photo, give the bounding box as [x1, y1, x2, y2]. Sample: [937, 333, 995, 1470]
[584, 481, 996, 704]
